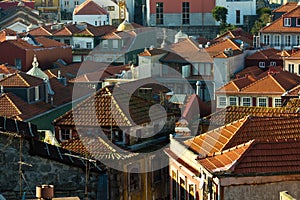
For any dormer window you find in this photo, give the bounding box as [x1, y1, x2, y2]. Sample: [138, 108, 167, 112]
[284, 18, 291, 26]
[297, 18, 300, 26]
[259, 62, 265, 68]
[270, 61, 276, 66]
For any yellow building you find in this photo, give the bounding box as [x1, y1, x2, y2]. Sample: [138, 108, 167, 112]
[35, 0, 60, 21]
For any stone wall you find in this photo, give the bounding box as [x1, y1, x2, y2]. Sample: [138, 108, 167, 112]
[0, 135, 102, 200]
[224, 180, 300, 200]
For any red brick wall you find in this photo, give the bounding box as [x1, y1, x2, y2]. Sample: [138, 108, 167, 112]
[150, 0, 216, 14]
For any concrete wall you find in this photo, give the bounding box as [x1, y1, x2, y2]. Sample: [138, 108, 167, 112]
[224, 180, 300, 200]
[73, 14, 109, 26]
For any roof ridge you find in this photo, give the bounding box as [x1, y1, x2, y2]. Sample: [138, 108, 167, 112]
[4, 93, 22, 116]
[209, 139, 254, 157]
[269, 73, 286, 92]
[240, 73, 272, 92]
[17, 73, 30, 87]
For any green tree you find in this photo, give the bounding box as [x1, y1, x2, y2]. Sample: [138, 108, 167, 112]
[251, 7, 271, 35]
[212, 6, 228, 25]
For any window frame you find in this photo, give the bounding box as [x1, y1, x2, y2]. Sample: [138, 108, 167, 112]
[289, 63, 295, 73]
[241, 97, 251, 106]
[284, 18, 291, 26]
[259, 62, 265, 68]
[263, 34, 270, 45]
[236, 10, 241, 24]
[60, 128, 71, 141]
[257, 97, 268, 107]
[156, 2, 164, 25]
[297, 18, 300, 26]
[218, 96, 227, 108]
[86, 42, 92, 49]
[182, 2, 190, 25]
[229, 96, 238, 106]
[284, 35, 291, 47]
[102, 40, 108, 48]
[273, 98, 282, 107]
[274, 35, 280, 47]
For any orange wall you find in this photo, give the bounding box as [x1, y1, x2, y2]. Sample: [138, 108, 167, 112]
[150, 0, 216, 14]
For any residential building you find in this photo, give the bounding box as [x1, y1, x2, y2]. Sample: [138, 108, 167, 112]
[35, 0, 60, 21]
[0, 4, 45, 33]
[272, 2, 298, 20]
[245, 48, 284, 68]
[283, 49, 300, 75]
[0, 36, 72, 71]
[53, 85, 175, 200]
[73, 0, 109, 26]
[259, 2, 300, 50]
[166, 116, 300, 200]
[0, 0, 34, 10]
[215, 70, 300, 109]
[216, 0, 256, 26]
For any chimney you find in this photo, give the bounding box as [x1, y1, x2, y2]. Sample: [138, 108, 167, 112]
[57, 70, 67, 86]
[36, 185, 54, 200]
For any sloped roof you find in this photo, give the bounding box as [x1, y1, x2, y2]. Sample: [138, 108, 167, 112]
[199, 139, 300, 175]
[235, 66, 265, 79]
[74, 0, 108, 15]
[285, 98, 300, 107]
[53, 86, 157, 127]
[0, 64, 19, 74]
[139, 48, 167, 57]
[5, 37, 67, 50]
[204, 105, 300, 128]
[217, 71, 300, 95]
[273, 2, 297, 13]
[205, 38, 242, 57]
[214, 28, 253, 42]
[186, 116, 300, 157]
[62, 136, 137, 160]
[0, 72, 44, 88]
[182, 94, 211, 120]
[246, 48, 282, 60]
[0, 93, 22, 119]
[74, 24, 116, 37]
[261, 6, 300, 33]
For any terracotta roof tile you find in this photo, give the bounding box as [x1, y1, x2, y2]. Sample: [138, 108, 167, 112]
[139, 48, 167, 56]
[6, 37, 67, 50]
[0, 93, 22, 118]
[261, 6, 300, 33]
[273, 2, 297, 13]
[53, 86, 157, 127]
[74, 0, 108, 15]
[285, 98, 300, 107]
[62, 136, 137, 160]
[187, 116, 300, 158]
[205, 38, 242, 57]
[246, 48, 282, 60]
[204, 106, 300, 127]
[0, 64, 18, 74]
[0, 72, 44, 88]
[182, 94, 211, 119]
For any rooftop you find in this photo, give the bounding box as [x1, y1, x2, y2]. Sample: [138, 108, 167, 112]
[74, 0, 108, 15]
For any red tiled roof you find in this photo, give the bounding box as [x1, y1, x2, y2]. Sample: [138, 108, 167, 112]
[28, 26, 54, 36]
[62, 136, 137, 160]
[216, 75, 257, 94]
[52, 24, 81, 36]
[75, 25, 116, 37]
[0, 64, 18, 74]
[182, 94, 211, 120]
[0, 93, 22, 119]
[235, 66, 265, 79]
[139, 48, 167, 56]
[246, 48, 282, 60]
[53, 86, 157, 127]
[214, 28, 253, 42]
[285, 98, 300, 107]
[261, 6, 300, 33]
[198, 139, 300, 175]
[273, 2, 297, 13]
[0, 72, 44, 88]
[6, 37, 67, 50]
[204, 105, 300, 127]
[74, 0, 108, 15]
[205, 38, 241, 57]
[186, 116, 300, 157]
[217, 71, 300, 95]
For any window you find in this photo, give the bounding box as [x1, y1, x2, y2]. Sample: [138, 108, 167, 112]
[151, 157, 161, 183]
[297, 35, 300, 46]
[263, 35, 270, 45]
[258, 97, 267, 107]
[172, 171, 177, 199]
[298, 64, 300, 75]
[108, 6, 114, 11]
[229, 96, 238, 106]
[274, 98, 281, 107]
[60, 129, 71, 140]
[180, 177, 186, 200]
[284, 18, 291, 26]
[55, 39, 60, 43]
[128, 164, 141, 192]
[242, 97, 251, 106]
[182, 2, 190, 24]
[102, 40, 108, 48]
[64, 1, 68, 6]
[274, 35, 280, 47]
[15, 58, 22, 69]
[64, 39, 70, 45]
[156, 2, 164, 25]
[48, 0, 53, 6]
[270, 61, 276, 66]
[193, 63, 212, 76]
[297, 18, 300, 26]
[95, 21, 97, 26]
[236, 10, 240, 24]
[42, 0, 46, 6]
[285, 35, 291, 47]
[74, 0, 78, 5]
[74, 43, 80, 48]
[218, 96, 227, 107]
[189, 184, 195, 200]
[35, 86, 39, 101]
[86, 42, 92, 49]
[259, 62, 265, 68]
[289, 64, 294, 73]
[112, 40, 118, 48]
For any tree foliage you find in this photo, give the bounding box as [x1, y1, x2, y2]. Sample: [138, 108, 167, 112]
[212, 6, 228, 24]
[251, 7, 271, 35]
